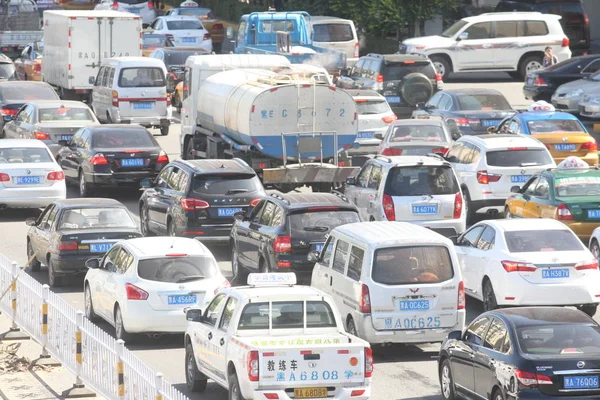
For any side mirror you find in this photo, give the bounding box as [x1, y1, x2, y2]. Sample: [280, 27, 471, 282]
[307, 250, 320, 263]
[140, 177, 154, 188]
[58, 139, 69, 147]
[346, 176, 356, 185]
[447, 330, 462, 340]
[416, 102, 426, 110]
[85, 258, 100, 269]
[339, 68, 349, 77]
[186, 308, 203, 322]
[25, 217, 36, 226]
[38, 222, 49, 230]
[226, 26, 234, 40]
[3, 114, 14, 122]
[457, 32, 469, 41]
[234, 211, 245, 221]
[510, 185, 521, 193]
[89, 76, 96, 85]
[451, 132, 462, 141]
[487, 126, 496, 134]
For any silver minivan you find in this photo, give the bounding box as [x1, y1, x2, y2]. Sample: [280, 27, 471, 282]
[310, 221, 466, 344]
[90, 57, 171, 136]
[311, 16, 359, 67]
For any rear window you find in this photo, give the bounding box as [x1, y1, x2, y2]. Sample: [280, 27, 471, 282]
[119, 67, 165, 88]
[177, 8, 214, 18]
[486, 149, 553, 167]
[384, 166, 459, 196]
[163, 51, 205, 68]
[38, 107, 95, 123]
[382, 62, 436, 80]
[388, 124, 446, 143]
[91, 129, 156, 148]
[313, 23, 354, 42]
[372, 246, 454, 285]
[137, 256, 218, 283]
[143, 36, 172, 49]
[457, 94, 512, 111]
[355, 100, 391, 115]
[238, 301, 337, 330]
[0, 84, 58, 101]
[289, 209, 360, 237]
[261, 20, 294, 33]
[517, 324, 600, 356]
[504, 230, 584, 252]
[555, 175, 600, 197]
[58, 207, 136, 229]
[166, 20, 203, 30]
[192, 174, 262, 195]
[527, 119, 585, 133]
[0, 147, 52, 163]
[118, 0, 148, 4]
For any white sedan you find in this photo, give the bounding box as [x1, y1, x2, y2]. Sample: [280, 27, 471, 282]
[84, 237, 229, 342]
[0, 139, 66, 208]
[455, 218, 600, 316]
[148, 16, 212, 52]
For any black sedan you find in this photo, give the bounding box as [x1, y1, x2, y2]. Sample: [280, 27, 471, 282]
[411, 89, 516, 135]
[523, 54, 600, 102]
[439, 307, 600, 400]
[26, 198, 142, 287]
[56, 125, 169, 197]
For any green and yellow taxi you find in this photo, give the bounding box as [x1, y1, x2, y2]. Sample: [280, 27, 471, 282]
[505, 166, 600, 242]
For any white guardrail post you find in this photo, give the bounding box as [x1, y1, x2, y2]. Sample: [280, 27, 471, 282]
[155, 373, 164, 400]
[36, 284, 60, 366]
[116, 339, 126, 400]
[3, 261, 29, 340]
[62, 311, 95, 398]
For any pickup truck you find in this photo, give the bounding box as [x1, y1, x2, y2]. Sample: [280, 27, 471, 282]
[233, 11, 347, 75]
[184, 273, 372, 400]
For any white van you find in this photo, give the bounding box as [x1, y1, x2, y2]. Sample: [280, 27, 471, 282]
[91, 57, 171, 136]
[310, 221, 466, 344]
[311, 16, 359, 67]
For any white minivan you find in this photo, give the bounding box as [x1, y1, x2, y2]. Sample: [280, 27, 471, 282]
[91, 57, 171, 136]
[310, 221, 465, 344]
[311, 16, 359, 67]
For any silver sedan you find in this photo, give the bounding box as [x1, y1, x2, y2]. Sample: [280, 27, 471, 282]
[551, 72, 600, 113]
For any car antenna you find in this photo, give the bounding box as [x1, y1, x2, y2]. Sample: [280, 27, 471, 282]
[220, 164, 225, 169]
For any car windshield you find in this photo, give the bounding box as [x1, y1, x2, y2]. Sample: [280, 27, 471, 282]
[163, 50, 205, 68]
[356, 99, 390, 115]
[527, 119, 585, 133]
[313, 23, 354, 42]
[0, 63, 16, 80]
[238, 301, 337, 330]
[137, 256, 218, 283]
[0, 84, 58, 101]
[440, 20, 468, 38]
[381, 62, 436, 80]
[457, 94, 512, 110]
[372, 246, 454, 285]
[166, 20, 203, 30]
[384, 166, 459, 196]
[0, 147, 52, 163]
[91, 129, 155, 148]
[176, 8, 214, 18]
[192, 173, 262, 194]
[517, 324, 600, 356]
[388, 124, 446, 142]
[118, 67, 165, 88]
[504, 230, 583, 252]
[555, 175, 600, 197]
[38, 107, 95, 122]
[486, 149, 553, 167]
[58, 207, 136, 229]
[289, 210, 360, 237]
[143, 36, 172, 49]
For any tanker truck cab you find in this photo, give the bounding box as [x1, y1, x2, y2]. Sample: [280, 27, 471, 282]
[91, 57, 171, 136]
[184, 273, 372, 400]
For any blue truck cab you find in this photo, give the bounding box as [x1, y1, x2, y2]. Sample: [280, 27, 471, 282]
[234, 11, 346, 75]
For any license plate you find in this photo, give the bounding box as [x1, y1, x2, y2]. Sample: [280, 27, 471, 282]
[399, 300, 430, 311]
[482, 119, 501, 127]
[412, 205, 438, 215]
[564, 376, 599, 389]
[313, 243, 324, 252]
[293, 388, 328, 399]
[357, 131, 374, 139]
[15, 176, 40, 185]
[555, 144, 576, 151]
[385, 96, 401, 104]
[527, 77, 534, 85]
[217, 207, 243, 217]
[381, 315, 442, 330]
[542, 268, 569, 279]
[132, 102, 154, 110]
[90, 243, 113, 253]
[589, 210, 600, 219]
[121, 158, 144, 167]
[60, 135, 72, 141]
[168, 295, 197, 305]
[182, 37, 197, 43]
[128, 7, 140, 13]
[511, 175, 531, 183]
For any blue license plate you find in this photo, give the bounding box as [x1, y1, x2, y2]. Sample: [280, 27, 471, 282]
[385, 96, 401, 104]
[412, 205, 438, 215]
[182, 37, 196, 43]
[564, 376, 599, 389]
[15, 176, 40, 185]
[217, 207, 243, 217]
[482, 119, 501, 127]
[168, 295, 197, 305]
[357, 131, 374, 139]
[60, 135, 72, 141]
[90, 243, 113, 253]
[132, 102, 154, 110]
[555, 144, 576, 151]
[589, 210, 600, 219]
[399, 300, 430, 311]
[313, 243, 324, 252]
[511, 175, 531, 183]
[128, 7, 140, 13]
[542, 268, 569, 279]
[121, 158, 144, 167]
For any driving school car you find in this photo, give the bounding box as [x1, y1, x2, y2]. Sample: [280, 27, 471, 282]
[184, 273, 372, 400]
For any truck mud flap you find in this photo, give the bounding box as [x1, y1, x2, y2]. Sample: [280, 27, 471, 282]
[262, 164, 358, 185]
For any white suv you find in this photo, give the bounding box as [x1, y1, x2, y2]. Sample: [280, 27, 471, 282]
[344, 154, 466, 238]
[399, 12, 571, 80]
[446, 134, 556, 224]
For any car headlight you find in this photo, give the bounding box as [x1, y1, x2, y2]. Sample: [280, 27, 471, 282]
[587, 96, 600, 104]
[569, 89, 584, 97]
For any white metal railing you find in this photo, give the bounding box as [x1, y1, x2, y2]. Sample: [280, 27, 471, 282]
[0, 254, 190, 400]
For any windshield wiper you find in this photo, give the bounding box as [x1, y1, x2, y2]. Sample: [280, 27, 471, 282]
[176, 275, 204, 283]
[226, 189, 249, 195]
[303, 226, 329, 232]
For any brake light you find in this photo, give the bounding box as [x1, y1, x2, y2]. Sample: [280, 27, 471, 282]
[453, 192, 463, 219]
[180, 198, 209, 210]
[248, 351, 259, 382]
[157, 150, 169, 164]
[112, 90, 119, 107]
[584, 13, 589, 25]
[34, 64, 41, 73]
[360, 284, 371, 313]
[435, 73, 442, 82]
[457, 281, 465, 310]
[166, 95, 171, 107]
[501, 261, 537, 273]
[432, 147, 449, 156]
[382, 114, 397, 124]
[562, 37, 570, 47]
[364, 346, 373, 377]
[47, 171, 64, 181]
[515, 369, 553, 386]
[476, 170, 501, 184]
[380, 147, 402, 156]
[532, 76, 547, 86]
[0, 108, 17, 116]
[274, 236, 292, 253]
[354, 42, 359, 58]
[556, 203, 573, 221]
[34, 131, 50, 140]
[214, 280, 231, 294]
[147, 0, 153, 7]
[575, 260, 599, 271]
[250, 198, 261, 207]
[581, 141, 598, 151]
[165, 34, 174, 41]
[203, 33, 211, 41]
[376, 74, 383, 83]
[0, 173, 9, 182]
[382, 194, 395, 221]
[125, 283, 149, 300]
[91, 153, 109, 166]
[454, 117, 469, 126]
[110, 1, 118, 9]
[264, 395, 279, 400]
[166, 253, 187, 257]
[213, 23, 224, 30]
[58, 240, 78, 251]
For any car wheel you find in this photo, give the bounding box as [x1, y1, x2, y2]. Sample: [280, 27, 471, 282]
[168, 220, 177, 237]
[430, 55, 451, 80]
[462, 188, 474, 225]
[483, 279, 498, 311]
[579, 304, 598, 317]
[84, 285, 98, 322]
[440, 359, 457, 400]
[346, 318, 358, 336]
[520, 55, 543, 79]
[140, 204, 154, 237]
[79, 170, 94, 197]
[591, 239, 600, 261]
[185, 343, 207, 392]
[160, 125, 169, 136]
[48, 259, 62, 288]
[231, 245, 247, 284]
[228, 373, 246, 400]
[184, 137, 195, 160]
[27, 240, 41, 272]
[213, 43, 222, 53]
[172, 91, 179, 108]
[114, 305, 133, 343]
[106, 112, 113, 124]
[493, 388, 505, 400]
[259, 258, 269, 273]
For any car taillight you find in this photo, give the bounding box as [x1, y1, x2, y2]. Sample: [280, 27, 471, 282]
[584, 13, 590, 25]
[501, 261, 537, 273]
[180, 198, 210, 210]
[47, 171, 64, 181]
[110, 1, 118, 9]
[382, 194, 395, 221]
[457, 281, 465, 310]
[91, 153, 109, 166]
[58, 240, 78, 251]
[432, 147, 449, 156]
[166, 95, 171, 107]
[359, 284, 371, 313]
[435, 73, 442, 82]
[214, 280, 231, 294]
[213, 23, 224, 30]
[581, 141, 598, 151]
[34, 64, 41, 73]
[382, 114, 397, 124]
[248, 351, 259, 382]
[203, 33, 211, 41]
[0, 173, 9, 182]
[250, 198, 261, 207]
[274, 236, 292, 253]
[376, 74, 383, 83]
[575, 260, 599, 271]
[364, 347, 373, 377]
[0, 108, 17, 116]
[532, 76, 547, 86]
[476, 170, 501, 184]
[380, 147, 402, 156]
[453, 192, 463, 219]
[112, 90, 119, 107]
[454, 117, 477, 127]
[354, 42, 359, 58]
[157, 150, 169, 164]
[34, 131, 50, 140]
[165, 34, 174, 41]
[125, 283, 149, 300]
[556, 203, 573, 221]
[562, 37, 570, 47]
[147, 0, 153, 7]
[515, 369, 553, 386]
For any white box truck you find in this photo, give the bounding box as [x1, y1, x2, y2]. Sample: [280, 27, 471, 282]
[42, 10, 142, 102]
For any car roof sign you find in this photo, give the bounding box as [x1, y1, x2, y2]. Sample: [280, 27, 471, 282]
[180, 0, 198, 6]
[247, 273, 296, 287]
[528, 100, 555, 113]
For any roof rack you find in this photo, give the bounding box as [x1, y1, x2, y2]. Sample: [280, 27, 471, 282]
[269, 192, 290, 204]
[330, 190, 349, 203]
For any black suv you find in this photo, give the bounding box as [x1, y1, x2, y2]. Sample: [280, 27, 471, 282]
[336, 53, 442, 118]
[494, 0, 590, 56]
[139, 158, 267, 242]
[230, 192, 360, 283]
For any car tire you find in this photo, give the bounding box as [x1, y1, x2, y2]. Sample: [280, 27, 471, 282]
[106, 112, 113, 124]
[84, 284, 98, 322]
[440, 359, 457, 400]
[184, 137, 195, 160]
[462, 188, 474, 225]
[213, 43, 222, 53]
[172, 91, 180, 109]
[519, 55, 543, 80]
[167, 219, 177, 237]
[114, 305, 133, 343]
[259, 258, 269, 273]
[400, 72, 434, 106]
[430, 55, 451, 80]
[48, 259, 62, 288]
[79, 170, 94, 197]
[346, 318, 358, 336]
[493, 387, 505, 400]
[579, 304, 598, 317]
[140, 204, 154, 237]
[482, 279, 498, 311]
[228, 373, 246, 400]
[504, 207, 514, 219]
[591, 239, 600, 261]
[231, 245, 247, 284]
[27, 240, 41, 272]
[185, 343, 208, 392]
[160, 125, 169, 136]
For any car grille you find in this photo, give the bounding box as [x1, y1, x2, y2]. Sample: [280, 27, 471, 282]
[556, 104, 568, 110]
[398, 44, 407, 54]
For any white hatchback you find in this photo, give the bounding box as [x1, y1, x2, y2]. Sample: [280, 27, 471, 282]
[83, 236, 229, 342]
[148, 16, 212, 52]
[456, 219, 600, 317]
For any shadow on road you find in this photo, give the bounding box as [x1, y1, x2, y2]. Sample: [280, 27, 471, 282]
[0, 208, 41, 222]
[399, 396, 441, 400]
[445, 72, 519, 84]
[174, 382, 229, 400]
[372, 343, 440, 364]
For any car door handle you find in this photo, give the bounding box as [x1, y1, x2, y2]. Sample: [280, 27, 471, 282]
[329, 276, 333, 286]
[208, 332, 212, 340]
[469, 353, 475, 358]
[220, 338, 225, 346]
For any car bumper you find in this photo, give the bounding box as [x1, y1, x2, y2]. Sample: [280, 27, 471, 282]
[402, 218, 466, 237]
[523, 85, 553, 102]
[497, 277, 600, 307]
[0, 184, 66, 208]
[471, 197, 507, 214]
[551, 96, 580, 112]
[514, 390, 600, 399]
[249, 387, 371, 400]
[86, 171, 160, 186]
[109, 107, 171, 126]
[579, 102, 600, 118]
[49, 254, 91, 275]
[563, 221, 600, 242]
[174, 222, 233, 243]
[121, 301, 189, 333]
